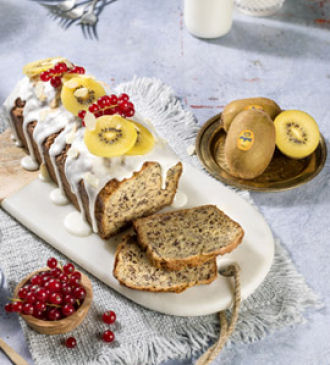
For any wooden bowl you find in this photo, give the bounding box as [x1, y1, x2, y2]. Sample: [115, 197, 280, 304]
[13, 268, 93, 335]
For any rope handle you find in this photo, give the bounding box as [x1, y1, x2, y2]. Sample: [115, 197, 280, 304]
[196, 263, 241, 365]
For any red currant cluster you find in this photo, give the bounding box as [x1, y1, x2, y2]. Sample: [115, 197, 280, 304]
[78, 93, 135, 126]
[4, 257, 117, 349]
[5, 258, 86, 321]
[40, 62, 85, 89]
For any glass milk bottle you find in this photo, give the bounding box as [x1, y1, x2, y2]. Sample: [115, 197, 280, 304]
[184, 0, 234, 39]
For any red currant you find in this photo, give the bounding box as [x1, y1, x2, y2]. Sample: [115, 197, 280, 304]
[94, 110, 104, 118]
[119, 110, 127, 118]
[24, 284, 32, 291]
[48, 68, 56, 76]
[35, 301, 46, 311]
[71, 272, 82, 280]
[61, 283, 72, 295]
[50, 268, 62, 278]
[47, 257, 58, 269]
[31, 275, 43, 286]
[73, 287, 86, 300]
[102, 330, 115, 343]
[109, 94, 118, 105]
[102, 310, 116, 325]
[119, 93, 129, 102]
[97, 96, 109, 108]
[76, 66, 85, 74]
[41, 274, 51, 285]
[69, 276, 81, 287]
[22, 303, 34, 316]
[78, 110, 86, 119]
[48, 308, 61, 321]
[119, 101, 130, 112]
[30, 285, 40, 294]
[88, 104, 100, 114]
[62, 304, 75, 317]
[103, 108, 115, 115]
[26, 292, 36, 304]
[54, 62, 68, 74]
[82, 120, 86, 127]
[40, 71, 51, 82]
[63, 263, 75, 275]
[36, 288, 48, 302]
[63, 294, 75, 305]
[50, 292, 63, 305]
[33, 308, 44, 319]
[113, 106, 120, 115]
[59, 273, 69, 283]
[18, 287, 28, 300]
[45, 279, 61, 293]
[65, 337, 77, 349]
[126, 109, 135, 117]
[50, 76, 62, 88]
[5, 303, 13, 313]
[12, 301, 23, 312]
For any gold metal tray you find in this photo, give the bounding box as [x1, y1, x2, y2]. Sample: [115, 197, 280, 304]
[196, 113, 327, 192]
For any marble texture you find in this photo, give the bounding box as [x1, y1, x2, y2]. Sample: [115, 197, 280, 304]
[0, 0, 329, 364]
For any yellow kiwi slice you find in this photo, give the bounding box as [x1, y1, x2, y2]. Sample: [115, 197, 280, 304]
[125, 121, 155, 155]
[61, 77, 105, 116]
[84, 115, 137, 157]
[274, 110, 320, 159]
[23, 57, 68, 77]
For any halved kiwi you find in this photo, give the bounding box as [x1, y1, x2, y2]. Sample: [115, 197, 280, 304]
[274, 110, 320, 159]
[125, 121, 155, 155]
[84, 115, 137, 157]
[61, 77, 106, 116]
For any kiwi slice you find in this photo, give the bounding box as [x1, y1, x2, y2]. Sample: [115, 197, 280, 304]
[274, 110, 320, 159]
[125, 121, 155, 156]
[23, 57, 68, 77]
[61, 77, 106, 116]
[84, 115, 137, 157]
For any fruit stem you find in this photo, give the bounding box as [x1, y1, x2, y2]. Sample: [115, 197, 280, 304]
[7, 297, 23, 302]
[46, 303, 62, 308]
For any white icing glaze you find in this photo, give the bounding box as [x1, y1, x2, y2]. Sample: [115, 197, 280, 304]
[50, 188, 69, 206]
[21, 155, 39, 171]
[64, 211, 92, 237]
[171, 189, 188, 208]
[3, 77, 181, 235]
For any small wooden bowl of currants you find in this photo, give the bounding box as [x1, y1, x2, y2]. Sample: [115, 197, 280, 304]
[7, 258, 93, 335]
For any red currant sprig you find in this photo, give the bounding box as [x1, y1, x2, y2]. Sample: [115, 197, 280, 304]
[39, 63, 85, 89]
[78, 93, 135, 126]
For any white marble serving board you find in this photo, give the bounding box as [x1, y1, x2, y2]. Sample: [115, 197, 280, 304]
[1, 162, 274, 316]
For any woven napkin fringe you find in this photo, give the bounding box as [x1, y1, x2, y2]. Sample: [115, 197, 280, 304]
[0, 76, 323, 365]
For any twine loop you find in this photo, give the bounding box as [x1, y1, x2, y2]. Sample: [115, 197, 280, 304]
[196, 263, 241, 365]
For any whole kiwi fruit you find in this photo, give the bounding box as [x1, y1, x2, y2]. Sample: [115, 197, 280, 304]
[225, 109, 276, 180]
[221, 97, 281, 132]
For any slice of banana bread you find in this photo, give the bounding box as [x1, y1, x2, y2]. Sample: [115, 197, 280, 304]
[133, 205, 244, 271]
[113, 235, 217, 293]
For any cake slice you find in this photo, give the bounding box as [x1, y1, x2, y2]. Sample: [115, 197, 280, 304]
[133, 205, 244, 271]
[113, 235, 217, 293]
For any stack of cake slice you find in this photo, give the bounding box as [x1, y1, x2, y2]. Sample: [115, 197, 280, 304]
[113, 205, 244, 293]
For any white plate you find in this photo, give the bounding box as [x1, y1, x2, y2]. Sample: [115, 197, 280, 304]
[1, 162, 274, 316]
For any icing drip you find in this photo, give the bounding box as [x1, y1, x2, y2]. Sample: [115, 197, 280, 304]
[64, 211, 92, 237]
[21, 156, 39, 171]
[50, 188, 69, 206]
[171, 190, 188, 208]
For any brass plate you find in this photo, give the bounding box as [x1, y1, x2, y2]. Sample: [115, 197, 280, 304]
[196, 113, 327, 192]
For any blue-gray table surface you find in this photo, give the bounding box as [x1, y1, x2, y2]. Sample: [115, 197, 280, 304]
[0, 0, 329, 364]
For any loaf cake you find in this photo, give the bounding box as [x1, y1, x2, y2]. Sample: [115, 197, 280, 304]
[3, 57, 182, 238]
[113, 235, 218, 293]
[133, 205, 244, 270]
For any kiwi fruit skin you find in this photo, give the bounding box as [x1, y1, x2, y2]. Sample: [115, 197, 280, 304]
[274, 110, 320, 159]
[221, 97, 281, 132]
[225, 110, 276, 180]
